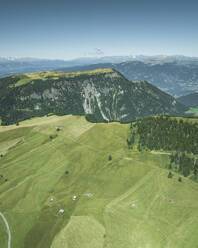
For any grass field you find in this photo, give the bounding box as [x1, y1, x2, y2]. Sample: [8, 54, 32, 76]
[11, 69, 114, 87]
[185, 107, 198, 117]
[0, 217, 7, 247]
[0, 115, 198, 248]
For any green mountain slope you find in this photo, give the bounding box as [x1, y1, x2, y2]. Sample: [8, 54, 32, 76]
[0, 115, 198, 248]
[177, 92, 198, 107]
[0, 69, 186, 125]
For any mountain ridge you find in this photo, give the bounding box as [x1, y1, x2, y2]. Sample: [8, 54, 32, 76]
[0, 69, 186, 125]
[58, 60, 198, 97]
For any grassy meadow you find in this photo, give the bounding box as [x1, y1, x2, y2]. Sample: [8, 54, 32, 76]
[185, 107, 198, 117]
[10, 69, 114, 87]
[0, 115, 198, 248]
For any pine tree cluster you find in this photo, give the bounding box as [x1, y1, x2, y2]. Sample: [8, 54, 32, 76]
[136, 116, 198, 154]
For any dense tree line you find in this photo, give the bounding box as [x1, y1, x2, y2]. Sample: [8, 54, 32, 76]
[136, 115, 198, 154]
[169, 152, 198, 178]
[126, 115, 198, 179]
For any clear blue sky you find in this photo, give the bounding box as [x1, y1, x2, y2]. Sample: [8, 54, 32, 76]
[0, 0, 198, 59]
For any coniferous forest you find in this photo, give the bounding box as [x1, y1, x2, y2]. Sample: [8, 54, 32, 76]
[128, 115, 198, 179]
[136, 116, 198, 154]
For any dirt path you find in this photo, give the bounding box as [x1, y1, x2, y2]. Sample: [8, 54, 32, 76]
[0, 212, 11, 248]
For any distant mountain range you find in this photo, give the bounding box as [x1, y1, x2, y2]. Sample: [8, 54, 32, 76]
[0, 69, 186, 125]
[1, 55, 198, 64]
[0, 55, 141, 78]
[177, 93, 198, 107]
[0, 57, 74, 78]
[1, 55, 198, 97]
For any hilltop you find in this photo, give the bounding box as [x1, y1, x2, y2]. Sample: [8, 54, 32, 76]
[0, 69, 186, 125]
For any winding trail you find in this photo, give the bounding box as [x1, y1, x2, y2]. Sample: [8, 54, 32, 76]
[0, 212, 11, 248]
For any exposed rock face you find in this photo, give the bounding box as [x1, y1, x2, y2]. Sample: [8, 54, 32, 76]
[0, 69, 186, 125]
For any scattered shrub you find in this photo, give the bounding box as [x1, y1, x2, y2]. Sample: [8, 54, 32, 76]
[49, 134, 57, 140]
[178, 177, 182, 182]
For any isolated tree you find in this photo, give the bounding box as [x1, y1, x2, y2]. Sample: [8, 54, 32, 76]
[127, 138, 132, 149]
[178, 177, 182, 182]
[168, 172, 173, 178]
[108, 155, 112, 161]
[65, 171, 69, 175]
[130, 122, 133, 131]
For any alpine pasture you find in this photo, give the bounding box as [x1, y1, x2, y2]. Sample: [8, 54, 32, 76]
[0, 115, 198, 248]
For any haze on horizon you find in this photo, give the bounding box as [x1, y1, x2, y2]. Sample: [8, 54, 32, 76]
[0, 0, 198, 60]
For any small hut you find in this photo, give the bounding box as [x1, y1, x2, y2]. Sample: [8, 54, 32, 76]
[56, 126, 63, 131]
[73, 195, 77, 200]
[59, 209, 64, 214]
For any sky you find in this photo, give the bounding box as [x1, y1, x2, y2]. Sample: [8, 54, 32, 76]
[0, 0, 198, 60]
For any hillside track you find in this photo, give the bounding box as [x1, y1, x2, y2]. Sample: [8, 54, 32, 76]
[0, 212, 11, 248]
